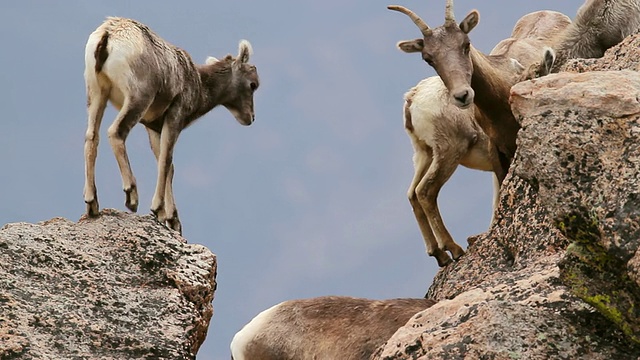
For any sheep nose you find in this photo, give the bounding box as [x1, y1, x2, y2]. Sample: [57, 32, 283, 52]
[454, 90, 470, 104]
[452, 88, 474, 107]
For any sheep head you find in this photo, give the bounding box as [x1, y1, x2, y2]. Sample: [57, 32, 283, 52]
[389, 0, 479, 109]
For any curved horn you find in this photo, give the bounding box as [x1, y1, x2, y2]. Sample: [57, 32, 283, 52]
[388, 5, 432, 36]
[444, 0, 455, 25]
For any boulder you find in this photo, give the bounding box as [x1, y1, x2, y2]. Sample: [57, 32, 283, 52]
[0, 209, 216, 359]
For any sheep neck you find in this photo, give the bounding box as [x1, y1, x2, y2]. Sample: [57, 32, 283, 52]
[469, 46, 520, 161]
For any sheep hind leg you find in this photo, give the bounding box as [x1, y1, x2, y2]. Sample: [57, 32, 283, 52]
[408, 147, 452, 267]
[146, 127, 181, 234]
[107, 97, 152, 213]
[84, 89, 109, 217]
[415, 149, 465, 261]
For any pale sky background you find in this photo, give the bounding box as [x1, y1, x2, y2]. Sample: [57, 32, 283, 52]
[1, 1, 582, 359]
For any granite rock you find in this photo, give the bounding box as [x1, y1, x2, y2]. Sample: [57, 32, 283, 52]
[0, 209, 216, 359]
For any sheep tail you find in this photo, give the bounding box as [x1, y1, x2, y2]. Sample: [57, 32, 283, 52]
[94, 31, 109, 73]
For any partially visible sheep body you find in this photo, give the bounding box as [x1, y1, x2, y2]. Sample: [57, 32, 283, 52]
[508, 10, 573, 41]
[491, 10, 571, 78]
[230, 296, 435, 360]
[83, 17, 259, 233]
[404, 76, 497, 266]
[553, 0, 640, 70]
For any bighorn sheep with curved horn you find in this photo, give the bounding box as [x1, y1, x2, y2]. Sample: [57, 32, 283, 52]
[230, 296, 436, 360]
[83, 17, 259, 233]
[388, 1, 570, 182]
[394, 5, 562, 265]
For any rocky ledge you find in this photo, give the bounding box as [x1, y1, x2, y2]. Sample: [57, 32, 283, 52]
[0, 209, 216, 359]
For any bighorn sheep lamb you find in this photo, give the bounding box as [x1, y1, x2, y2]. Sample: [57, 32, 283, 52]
[230, 296, 435, 360]
[389, 1, 571, 182]
[552, 0, 640, 71]
[83, 17, 259, 233]
[404, 76, 497, 266]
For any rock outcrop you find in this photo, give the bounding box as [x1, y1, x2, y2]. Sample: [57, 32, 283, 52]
[374, 35, 640, 359]
[0, 209, 216, 359]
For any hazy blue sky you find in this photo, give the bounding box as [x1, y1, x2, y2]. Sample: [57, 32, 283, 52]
[1, 1, 581, 359]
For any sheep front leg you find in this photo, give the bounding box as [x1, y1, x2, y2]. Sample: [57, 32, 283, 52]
[408, 147, 452, 267]
[84, 91, 108, 216]
[415, 150, 465, 262]
[150, 111, 181, 231]
[146, 127, 182, 233]
[164, 164, 182, 233]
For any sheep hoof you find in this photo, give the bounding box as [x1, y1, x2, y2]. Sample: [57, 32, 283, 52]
[167, 217, 182, 235]
[449, 244, 465, 261]
[126, 201, 138, 213]
[431, 249, 452, 267]
[125, 187, 139, 213]
[150, 206, 166, 223]
[85, 200, 100, 217]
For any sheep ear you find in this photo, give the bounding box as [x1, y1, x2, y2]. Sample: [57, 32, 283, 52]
[396, 39, 424, 53]
[541, 47, 556, 75]
[236, 40, 253, 64]
[510, 58, 525, 73]
[205, 56, 219, 65]
[460, 10, 479, 34]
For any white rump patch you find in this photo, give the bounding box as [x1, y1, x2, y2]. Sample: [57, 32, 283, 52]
[230, 302, 280, 360]
[205, 56, 219, 65]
